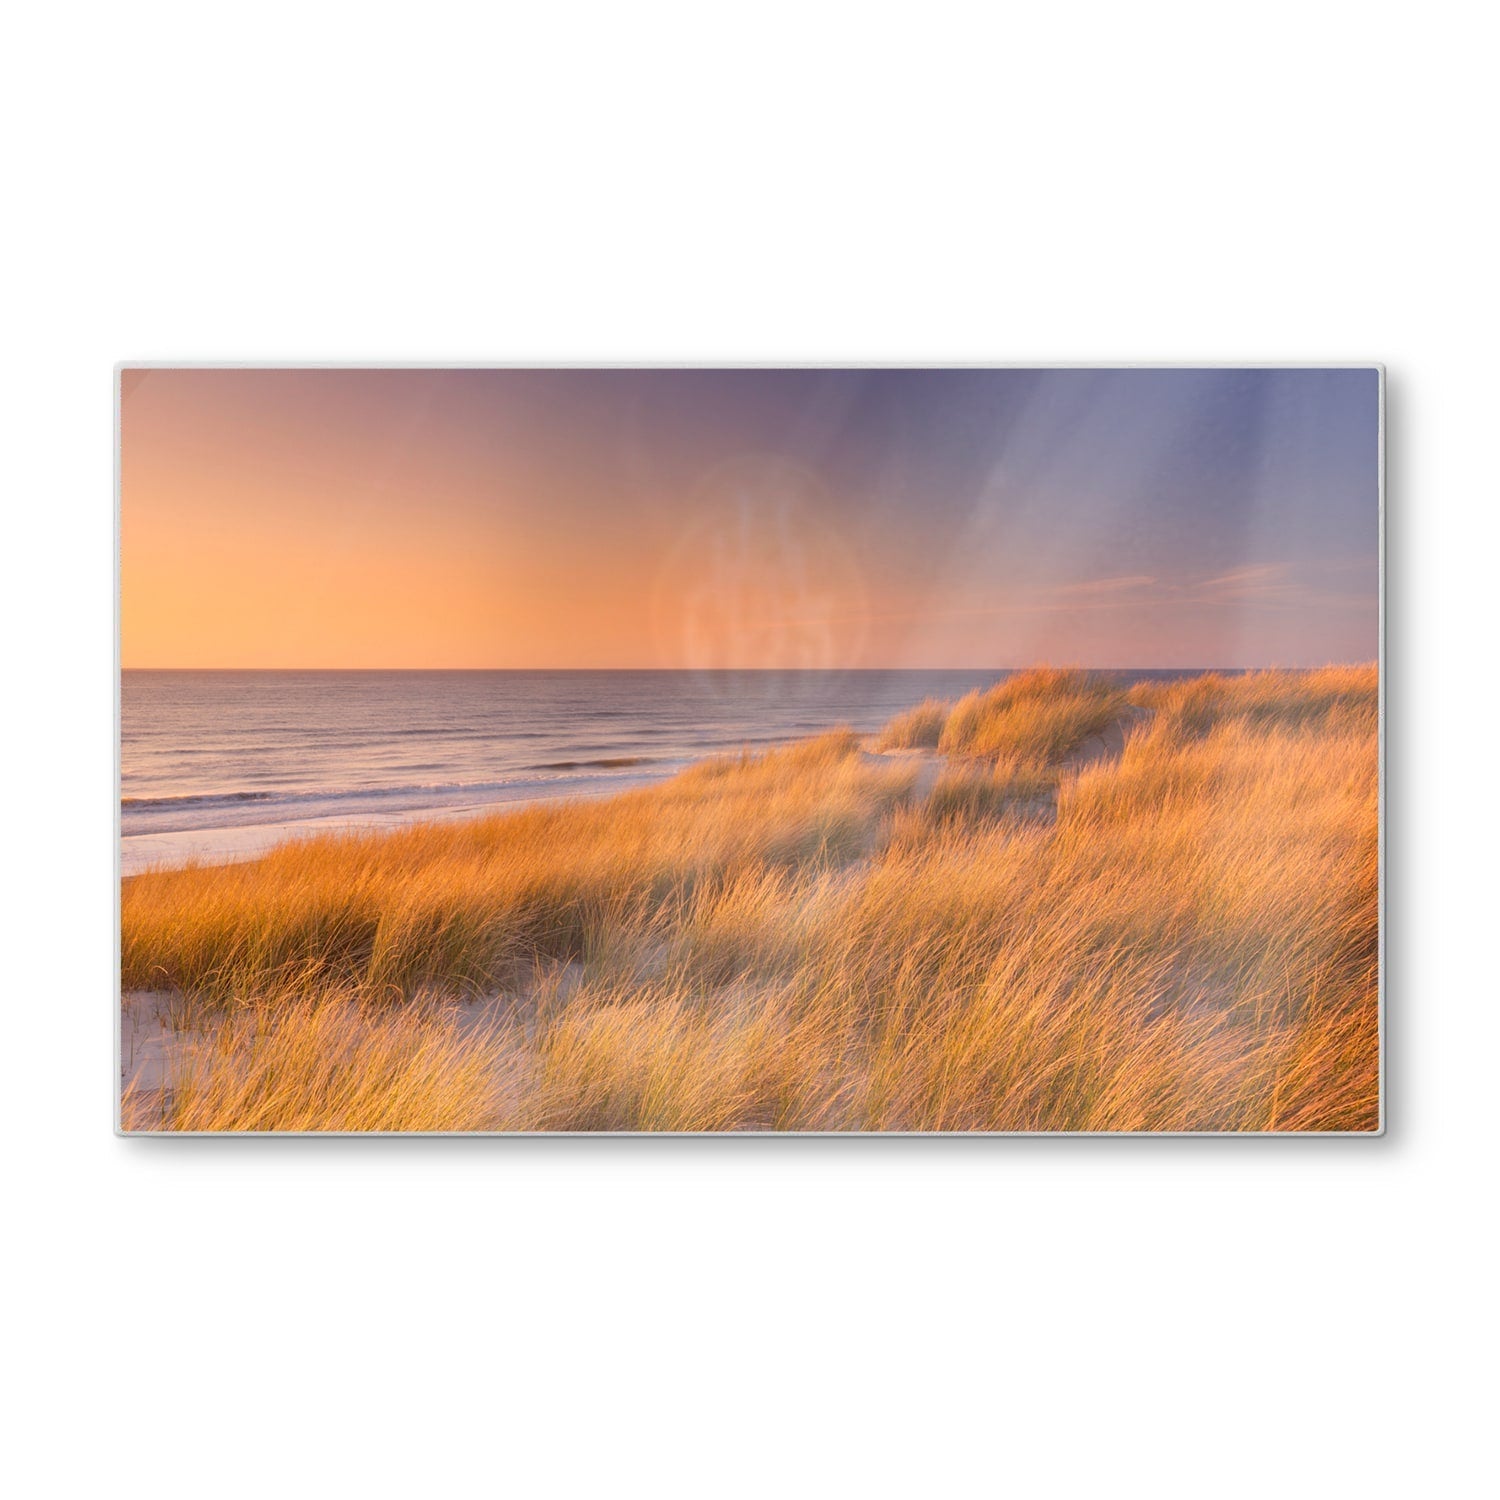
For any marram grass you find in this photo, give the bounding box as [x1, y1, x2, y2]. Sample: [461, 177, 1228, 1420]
[121, 667, 1379, 1132]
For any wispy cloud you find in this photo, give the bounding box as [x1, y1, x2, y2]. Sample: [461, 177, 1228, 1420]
[1200, 563, 1289, 591]
[749, 559, 1370, 634]
[1054, 574, 1157, 595]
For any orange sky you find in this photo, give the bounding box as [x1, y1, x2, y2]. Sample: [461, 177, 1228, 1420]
[120, 368, 1379, 669]
[122, 371, 683, 667]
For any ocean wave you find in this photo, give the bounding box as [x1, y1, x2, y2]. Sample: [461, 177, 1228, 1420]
[121, 765, 665, 815]
[121, 791, 275, 809]
[533, 756, 650, 770]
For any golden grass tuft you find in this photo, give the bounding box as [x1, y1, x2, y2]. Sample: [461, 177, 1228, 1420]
[875, 698, 950, 750]
[924, 757, 1057, 825]
[121, 997, 515, 1133]
[937, 667, 1129, 763]
[1129, 663, 1379, 740]
[122, 666, 1380, 1133]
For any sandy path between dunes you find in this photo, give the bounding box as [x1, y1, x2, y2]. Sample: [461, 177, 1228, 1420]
[1057, 705, 1153, 774]
[857, 745, 946, 797]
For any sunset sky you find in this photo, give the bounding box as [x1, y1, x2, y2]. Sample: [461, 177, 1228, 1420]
[120, 367, 1379, 669]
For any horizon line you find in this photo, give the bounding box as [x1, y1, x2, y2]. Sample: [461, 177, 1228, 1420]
[120, 661, 1375, 673]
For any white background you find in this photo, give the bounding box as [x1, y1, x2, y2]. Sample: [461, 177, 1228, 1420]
[3, 3, 1494, 1496]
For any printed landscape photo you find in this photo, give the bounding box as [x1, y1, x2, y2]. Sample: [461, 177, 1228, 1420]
[119, 367, 1381, 1133]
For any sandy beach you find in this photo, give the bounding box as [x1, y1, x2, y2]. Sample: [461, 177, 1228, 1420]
[119, 773, 681, 875]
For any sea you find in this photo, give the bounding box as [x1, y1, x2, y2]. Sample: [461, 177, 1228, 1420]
[119, 668, 1197, 874]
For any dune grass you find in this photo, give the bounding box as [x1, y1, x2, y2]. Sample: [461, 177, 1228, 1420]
[875, 697, 950, 750]
[923, 757, 1058, 826]
[121, 728, 914, 1007]
[938, 667, 1129, 763]
[121, 997, 514, 1133]
[122, 667, 1379, 1132]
